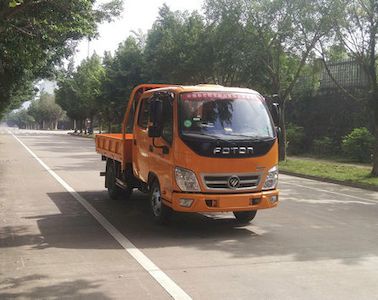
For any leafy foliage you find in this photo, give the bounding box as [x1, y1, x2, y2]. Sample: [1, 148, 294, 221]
[6, 108, 35, 128]
[286, 123, 306, 155]
[99, 37, 145, 130]
[28, 92, 64, 129]
[0, 0, 123, 115]
[342, 128, 375, 163]
[144, 5, 210, 83]
[5, 92, 64, 129]
[312, 137, 335, 156]
[204, 0, 344, 160]
[56, 54, 105, 131]
[317, 0, 378, 174]
[47, 1, 377, 176]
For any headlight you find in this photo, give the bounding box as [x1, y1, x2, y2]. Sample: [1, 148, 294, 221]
[263, 165, 278, 190]
[175, 167, 200, 192]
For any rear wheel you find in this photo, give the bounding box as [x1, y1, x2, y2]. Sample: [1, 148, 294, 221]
[122, 184, 133, 200]
[149, 179, 172, 224]
[233, 210, 257, 224]
[105, 160, 123, 200]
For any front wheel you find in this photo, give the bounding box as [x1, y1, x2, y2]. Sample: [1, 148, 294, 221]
[149, 180, 172, 224]
[233, 211, 257, 224]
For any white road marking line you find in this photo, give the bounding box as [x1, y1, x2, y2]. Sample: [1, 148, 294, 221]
[10, 131, 192, 300]
[280, 179, 378, 203]
[248, 225, 267, 235]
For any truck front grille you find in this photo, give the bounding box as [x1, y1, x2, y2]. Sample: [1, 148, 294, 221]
[202, 173, 261, 191]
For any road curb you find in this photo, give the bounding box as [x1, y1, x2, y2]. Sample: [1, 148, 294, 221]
[67, 132, 95, 139]
[280, 170, 378, 192]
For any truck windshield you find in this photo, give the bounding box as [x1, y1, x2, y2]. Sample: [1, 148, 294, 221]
[179, 92, 275, 140]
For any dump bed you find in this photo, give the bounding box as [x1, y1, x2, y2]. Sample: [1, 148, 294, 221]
[95, 85, 177, 168]
[95, 133, 133, 165]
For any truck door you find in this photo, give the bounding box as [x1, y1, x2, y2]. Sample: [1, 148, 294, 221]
[133, 97, 151, 182]
[148, 93, 175, 201]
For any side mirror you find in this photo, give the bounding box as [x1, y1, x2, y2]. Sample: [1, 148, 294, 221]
[148, 98, 163, 138]
[271, 103, 280, 127]
[149, 98, 163, 125]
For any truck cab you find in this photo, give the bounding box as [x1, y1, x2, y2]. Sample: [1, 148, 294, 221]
[96, 84, 279, 224]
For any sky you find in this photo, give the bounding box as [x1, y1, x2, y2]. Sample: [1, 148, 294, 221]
[21, 1, 204, 110]
[74, 0, 204, 64]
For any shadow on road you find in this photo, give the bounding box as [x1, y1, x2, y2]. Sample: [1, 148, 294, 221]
[1, 187, 378, 266]
[14, 137, 102, 172]
[61, 189, 378, 265]
[0, 274, 110, 299]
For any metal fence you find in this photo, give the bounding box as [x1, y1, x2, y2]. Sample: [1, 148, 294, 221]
[319, 60, 369, 92]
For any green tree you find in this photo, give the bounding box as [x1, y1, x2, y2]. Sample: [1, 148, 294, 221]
[205, 0, 343, 160]
[28, 92, 64, 129]
[56, 54, 106, 132]
[55, 75, 86, 132]
[0, 0, 123, 115]
[99, 37, 145, 132]
[6, 108, 35, 129]
[203, 0, 251, 85]
[144, 5, 210, 83]
[321, 0, 378, 175]
[342, 127, 375, 163]
[75, 53, 106, 130]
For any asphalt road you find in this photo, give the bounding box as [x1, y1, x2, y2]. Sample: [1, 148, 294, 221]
[1, 128, 378, 299]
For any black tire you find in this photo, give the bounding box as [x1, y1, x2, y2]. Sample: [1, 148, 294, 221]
[122, 185, 133, 200]
[106, 160, 123, 200]
[233, 210, 257, 224]
[149, 179, 172, 224]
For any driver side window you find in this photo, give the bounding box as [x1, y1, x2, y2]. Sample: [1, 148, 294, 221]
[137, 97, 151, 129]
[161, 97, 173, 144]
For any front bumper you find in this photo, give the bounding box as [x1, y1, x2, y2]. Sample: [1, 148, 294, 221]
[171, 189, 279, 212]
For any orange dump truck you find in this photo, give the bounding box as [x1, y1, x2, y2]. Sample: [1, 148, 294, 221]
[96, 84, 280, 224]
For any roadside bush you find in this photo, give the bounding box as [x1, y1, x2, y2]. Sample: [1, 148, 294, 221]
[312, 136, 335, 156]
[286, 123, 306, 155]
[341, 127, 374, 163]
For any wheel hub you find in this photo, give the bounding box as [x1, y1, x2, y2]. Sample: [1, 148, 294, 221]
[151, 187, 161, 216]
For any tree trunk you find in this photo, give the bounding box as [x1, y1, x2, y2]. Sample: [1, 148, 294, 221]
[367, 5, 377, 176]
[278, 104, 287, 161]
[372, 103, 378, 176]
[89, 115, 94, 134]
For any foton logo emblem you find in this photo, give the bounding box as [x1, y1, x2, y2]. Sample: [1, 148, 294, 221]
[228, 176, 240, 189]
[213, 147, 254, 155]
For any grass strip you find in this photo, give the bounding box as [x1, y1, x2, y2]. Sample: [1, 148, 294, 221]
[279, 158, 378, 188]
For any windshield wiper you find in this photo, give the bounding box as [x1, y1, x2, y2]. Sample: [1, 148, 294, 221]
[182, 132, 236, 145]
[226, 134, 275, 141]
